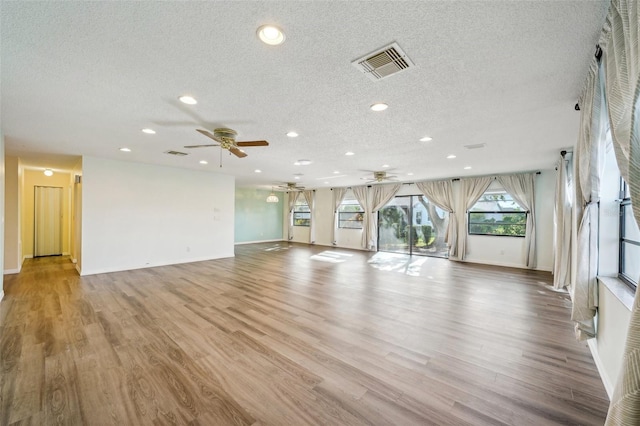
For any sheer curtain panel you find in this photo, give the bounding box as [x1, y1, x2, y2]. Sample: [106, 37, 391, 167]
[553, 154, 572, 289]
[572, 61, 607, 342]
[302, 190, 316, 244]
[364, 184, 401, 250]
[331, 188, 347, 245]
[598, 1, 640, 423]
[351, 186, 369, 249]
[415, 180, 458, 258]
[458, 177, 492, 261]
[497, 173, 537, 268]
[287, 191, 300, 241]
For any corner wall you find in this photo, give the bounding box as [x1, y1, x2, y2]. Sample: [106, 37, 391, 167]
[4, 156, 20, 273]
[80, 156, 235, 275]
[235, 188, 284, 243]
[0, 131, 4, 298]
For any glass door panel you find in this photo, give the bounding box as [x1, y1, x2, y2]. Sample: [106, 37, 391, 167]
[378, 195, 449, 258]
[378, 196, 411, 254]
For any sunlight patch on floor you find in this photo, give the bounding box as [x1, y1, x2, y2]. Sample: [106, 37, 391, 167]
[367, 252, 427, 276]
[309, 251, 354, 263]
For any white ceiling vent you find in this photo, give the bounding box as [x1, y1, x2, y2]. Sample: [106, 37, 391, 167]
[165, 150, 188, 156]
[464, 143, 486, 150]
[352, 42, 414, 81]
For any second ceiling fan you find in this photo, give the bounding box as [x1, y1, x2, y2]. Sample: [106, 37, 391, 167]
[184, 128, 269, 158]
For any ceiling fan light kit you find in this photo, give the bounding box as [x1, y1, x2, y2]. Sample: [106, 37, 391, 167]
[184, 127, 269, 162]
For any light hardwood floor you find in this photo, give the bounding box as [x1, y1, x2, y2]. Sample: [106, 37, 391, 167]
[1, 243, 609, 425]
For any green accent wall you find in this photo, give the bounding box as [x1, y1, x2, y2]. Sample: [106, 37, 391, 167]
[235, 188, 284, 243]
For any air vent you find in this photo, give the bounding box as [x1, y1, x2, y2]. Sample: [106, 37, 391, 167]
[165, 150, 188, 156]
[352, 42, 414, 81]
[464, 143, 486, 150]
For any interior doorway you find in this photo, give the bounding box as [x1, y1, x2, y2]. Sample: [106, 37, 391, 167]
[378, 195, 449, 258]
[34, 186, 63, 257]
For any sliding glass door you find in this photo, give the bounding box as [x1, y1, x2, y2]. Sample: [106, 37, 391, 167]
[378, 195, 449, 258]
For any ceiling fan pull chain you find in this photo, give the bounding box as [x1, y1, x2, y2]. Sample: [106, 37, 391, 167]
[219, 148, 223, 168]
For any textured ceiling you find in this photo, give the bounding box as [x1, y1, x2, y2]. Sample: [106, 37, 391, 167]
[1, 1, 609, 189]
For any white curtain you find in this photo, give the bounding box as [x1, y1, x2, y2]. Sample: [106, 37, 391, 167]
[302, 190, 316, 244]
[599, 1, 640, 423]
[497, 173, 537, 269]
[331, 188, 347, 245]
[458, 177, 493, 261]
[287, 191, 300, 241]
[572, 60, 607, 341]
[415, 180, 458, 258]
[351, 185, 369, 249]
[553, 153, 572, 290]
[364, 184, 401, 250]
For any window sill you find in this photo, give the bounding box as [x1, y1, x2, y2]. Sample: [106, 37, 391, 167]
[598, 276, 635, 311]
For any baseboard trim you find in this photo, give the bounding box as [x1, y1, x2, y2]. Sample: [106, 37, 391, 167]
[235, 239, 284, 245]
[587, 338, 614, 400]
[4, 268, 20, 275]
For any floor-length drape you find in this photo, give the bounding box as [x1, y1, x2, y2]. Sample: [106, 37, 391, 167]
[302, 190, 316, 244]
[331, 188, 347, 245]
[351, 185, 369, 249]
[599, 1, 640, 423]
[553, 153, 572, 289]
[415, 180, 457, 258]
[458, 177, 492, 261]
[287, 191, 300, 241]
[363, 184, 401, 250]
[497, 173, 537, 268]
[572, 61, 607, 341]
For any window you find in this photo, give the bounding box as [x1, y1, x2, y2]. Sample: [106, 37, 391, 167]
[468, 189, 526, 237]
[620, 178, 639, 289]
[293, 197, 310, 226]
[338, 194, 364, 229]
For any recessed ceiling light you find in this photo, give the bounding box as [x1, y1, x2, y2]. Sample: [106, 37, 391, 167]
[345, 151, 355, 156]
[294, 176, 300, 180]
[255, 169, 262, 173]
[333, 171, 340, 174]
[407, 172, 414, 176]
[286, 131, 299, 138]
[324, 181, 329, 184]
[142, 128, 156, 134]
[44, 169, 53, 177]
[419, 136, 432, 142]
[464, 166, 472, 170]
[382, 164, 390, 168]
[370, 103, 388, 112]
[257, 25, 285, 46]
[200, 160, 208, 165]
[120, 147, 131, 152]
[179, 95, 197, 105]
[447, 154, 456, 159]
[294, 159, 312, 165]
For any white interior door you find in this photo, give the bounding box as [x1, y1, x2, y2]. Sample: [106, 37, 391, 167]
[34, 186, 63, 257]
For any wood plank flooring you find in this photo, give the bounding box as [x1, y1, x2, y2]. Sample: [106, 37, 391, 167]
[1, 243, 609, 425]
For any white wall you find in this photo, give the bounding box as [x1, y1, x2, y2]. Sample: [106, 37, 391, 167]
[4, 156, 20, 273]
[0, 131, 5, 298]
[587, 143, 633, 399]
[80, 156, 235, 275]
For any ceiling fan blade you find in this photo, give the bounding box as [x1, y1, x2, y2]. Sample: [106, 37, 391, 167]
[196, 129, 222, 142]
[236, 140, 269, 147]
[229, 147, 248, 158]
[184, 144, 219, 148]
